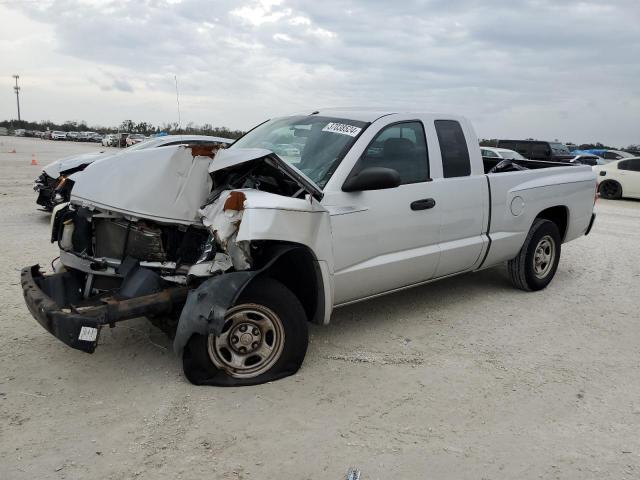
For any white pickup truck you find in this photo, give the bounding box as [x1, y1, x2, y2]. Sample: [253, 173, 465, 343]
[21, 110, 597, 386]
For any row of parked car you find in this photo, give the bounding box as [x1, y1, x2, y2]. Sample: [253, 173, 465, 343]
[14, 128, 150, 147]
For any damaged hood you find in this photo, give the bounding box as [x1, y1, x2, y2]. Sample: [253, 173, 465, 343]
[43, 151, 112, 177]
[211, 148, 324, 201]
[70, 145, 214, 224]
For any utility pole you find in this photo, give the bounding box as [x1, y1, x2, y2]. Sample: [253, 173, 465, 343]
[12, 74, 21, 122]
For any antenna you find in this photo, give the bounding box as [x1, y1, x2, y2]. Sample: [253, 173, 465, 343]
[174, 75, 181, 135]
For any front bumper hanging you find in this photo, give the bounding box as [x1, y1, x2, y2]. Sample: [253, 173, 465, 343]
[21, 265, 188, 353]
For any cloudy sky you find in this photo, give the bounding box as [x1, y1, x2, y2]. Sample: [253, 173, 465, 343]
[1, 0, 639, 145]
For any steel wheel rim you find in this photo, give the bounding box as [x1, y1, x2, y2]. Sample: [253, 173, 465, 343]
[207, 304, 285, 379]
[532, 235, 555, 279]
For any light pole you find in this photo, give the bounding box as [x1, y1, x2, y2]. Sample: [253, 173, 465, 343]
[12, 74, 21, 122]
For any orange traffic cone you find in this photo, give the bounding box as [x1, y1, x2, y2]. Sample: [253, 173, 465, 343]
[31, 154, 38, 166]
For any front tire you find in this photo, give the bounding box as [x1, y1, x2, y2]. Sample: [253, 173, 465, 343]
[182, 277, 308, 386]
[508, 219, 561, 291]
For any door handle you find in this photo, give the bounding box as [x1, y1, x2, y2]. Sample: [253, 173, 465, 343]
[410, 198, 436, 210]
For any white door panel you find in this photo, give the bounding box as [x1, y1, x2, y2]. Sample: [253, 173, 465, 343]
[326, 182, 441, 304]
[429, 174, 488, 277]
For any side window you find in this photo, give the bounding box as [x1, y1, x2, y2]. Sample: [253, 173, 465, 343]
[619, 159, 640, 171]
[358, 122, 429, 184]
[628, 159, 640, 171]
[531, 143, 551, 158]
[435, 120, 470, 178]
[604, 151, 621, 160]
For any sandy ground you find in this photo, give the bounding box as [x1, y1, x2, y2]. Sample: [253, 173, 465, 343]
[1, 136, 639, 480]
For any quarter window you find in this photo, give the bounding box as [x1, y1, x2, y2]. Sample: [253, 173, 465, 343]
[355, 122, 429, 185]
[435, 120, 471, 178]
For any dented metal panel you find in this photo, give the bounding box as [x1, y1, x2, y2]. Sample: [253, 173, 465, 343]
[70, 146, 214, 224]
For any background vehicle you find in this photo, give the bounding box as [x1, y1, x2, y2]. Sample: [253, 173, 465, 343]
[51, 131, 67, 140]
[570, 154, 607, 166]
[66, 131, 80, 141]
[33, 134, 233, 210]
[22, 110, 597, 386]
[102, 134, 117, 146]
[14, 129, 26, 137]
[594, 157, 640, 199]
[481, 147, 527, 160]
[126, 133, 146, 146]
[497, 140, 574, 162]
[580, 149, 634, 161]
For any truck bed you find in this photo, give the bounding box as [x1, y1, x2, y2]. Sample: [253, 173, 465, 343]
[479, 158, 595, 269]
[482, 157, 576, 174]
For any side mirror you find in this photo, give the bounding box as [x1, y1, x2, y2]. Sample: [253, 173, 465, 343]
[342, 167, 401, 192]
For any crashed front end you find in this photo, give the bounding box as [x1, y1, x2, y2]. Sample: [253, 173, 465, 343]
[34, 172, 74, 211]
[21, 145, 328, 356]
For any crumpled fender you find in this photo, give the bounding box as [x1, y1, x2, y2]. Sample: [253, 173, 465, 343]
[173, 244, 301, 355]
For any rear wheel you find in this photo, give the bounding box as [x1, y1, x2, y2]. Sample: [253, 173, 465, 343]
[599, 180, 622, 199]
[182, 277, 308, 386]
[508, 219, 561, 291]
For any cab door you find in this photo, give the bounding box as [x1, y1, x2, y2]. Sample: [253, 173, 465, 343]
[429, 119, 488, 277]
[325, 121, 442, 304]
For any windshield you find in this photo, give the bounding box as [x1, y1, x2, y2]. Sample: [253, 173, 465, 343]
[499, 150, 526, 160]
[231, 115, 368, 187]
[550, 142, 570, 154]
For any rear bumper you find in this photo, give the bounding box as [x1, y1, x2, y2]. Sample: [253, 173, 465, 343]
[21, 265, 188, 353]
[585, 213, 596, 236]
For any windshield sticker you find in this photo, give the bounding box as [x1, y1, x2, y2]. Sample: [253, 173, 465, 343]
[322, 122, 362, 137]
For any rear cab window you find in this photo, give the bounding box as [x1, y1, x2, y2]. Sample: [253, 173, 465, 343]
[435, 120, 471, 178]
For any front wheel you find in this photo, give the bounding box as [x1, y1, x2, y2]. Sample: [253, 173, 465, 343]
[508, 219, 561, 291]
[182, 278, 308, 386]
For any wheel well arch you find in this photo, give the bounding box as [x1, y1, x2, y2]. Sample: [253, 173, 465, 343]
[598, 178, 622, 189]
[254, 242, 326, 326]
[535, 206, 569, 241]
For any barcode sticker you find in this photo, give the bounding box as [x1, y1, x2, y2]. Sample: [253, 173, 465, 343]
[78, 326, 98, 342]
[322, 122, 362, 137]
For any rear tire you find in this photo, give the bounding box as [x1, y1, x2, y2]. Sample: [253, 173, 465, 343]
[599, 180, 622, 199]
[508, 219, 561, 291]
[182, 277, 308, 386]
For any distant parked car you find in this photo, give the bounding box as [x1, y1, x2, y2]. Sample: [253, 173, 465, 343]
[481, 147, 527, 160]
[14, 129, 26, 137]
[570, 154, 608, 167]
[497, 140, 574, 162]
[102, 134, 117, 146]
[66, 131, 80, 141]
[581, 149, 634, 161]
[88, 133, 103, 143]
[34, 134, 233, 210]
[51, 131, 67, 140]
[126, 133, 146, 147]
[42, 131, 52, 140]
[594, 157, 640, 200]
